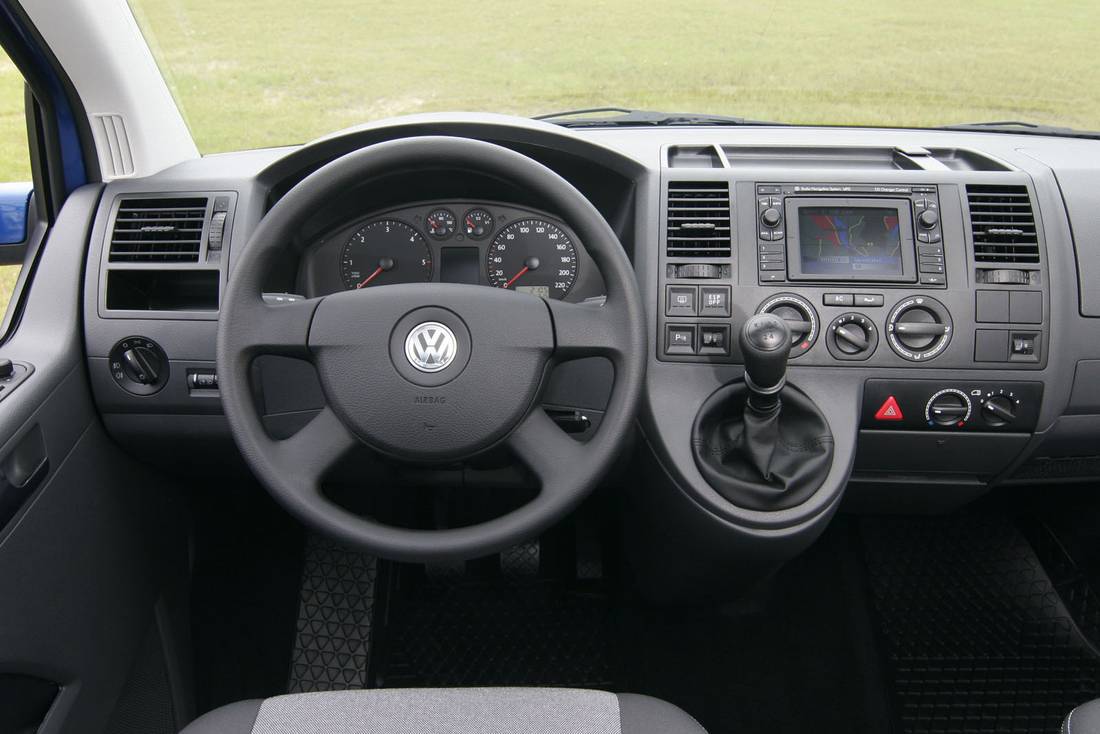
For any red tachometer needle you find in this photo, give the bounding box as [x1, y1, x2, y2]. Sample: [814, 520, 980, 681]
[357, 266, 384, 289]
[502, 266, 529, 289]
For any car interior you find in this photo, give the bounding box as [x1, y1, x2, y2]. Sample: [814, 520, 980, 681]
[3, 2, 1100, 734]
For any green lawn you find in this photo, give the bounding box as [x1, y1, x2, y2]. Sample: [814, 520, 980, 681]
[125, 0, 1100, 154]
[0, 1, 1098, 311]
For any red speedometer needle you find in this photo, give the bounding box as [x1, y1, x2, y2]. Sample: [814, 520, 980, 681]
[502, 266, 529, 289]
[357, 266, 384, 289]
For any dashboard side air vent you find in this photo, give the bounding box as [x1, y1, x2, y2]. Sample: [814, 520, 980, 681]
[666, 181, 731, 258]
[966, 185, 1039, 264]
[109, 197, 209, 262]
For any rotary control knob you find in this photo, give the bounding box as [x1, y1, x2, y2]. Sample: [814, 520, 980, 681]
[886, 296, 953, 361]
[826, 313, 878, 360]
[756, 293, 818, 358]
[926, 388, 972, 427]
[761, 208, 782, 227]
[980, 390, 1020, 427]
[917, 209, 939, 229]
[109, 336, 169, 395]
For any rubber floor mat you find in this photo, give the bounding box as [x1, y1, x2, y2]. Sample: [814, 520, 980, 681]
[287, 535, 378, 692]
[862, 516, 1100, 734]
[370, 542, 614, 689]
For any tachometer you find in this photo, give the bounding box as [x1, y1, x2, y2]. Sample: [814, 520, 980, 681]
[487, 219, 578, 299]
[340, 219, 432, 289]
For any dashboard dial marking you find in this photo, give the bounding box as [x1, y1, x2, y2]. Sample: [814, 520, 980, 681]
[340, 219, 432, 290]
[487, 219, 578, 299]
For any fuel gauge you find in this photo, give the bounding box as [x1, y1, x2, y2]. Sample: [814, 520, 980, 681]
[425, 208, 456, 239]
[462, 208, 494, 239]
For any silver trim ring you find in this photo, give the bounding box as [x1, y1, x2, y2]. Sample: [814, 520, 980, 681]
[404, 321, 458, 373]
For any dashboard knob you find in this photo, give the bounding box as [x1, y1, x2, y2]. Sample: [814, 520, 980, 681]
[981, 394, 1017, 427]
[917, 209, 939, 229]
[756, 293, 819, 358]
[926, 388, 972, 427]
[826, 313, 879, 360]
[122, 346, 162, 385]
[109, 337, 169, 395]
[886, 297, 953, 362]
[760, 208, 782, 227]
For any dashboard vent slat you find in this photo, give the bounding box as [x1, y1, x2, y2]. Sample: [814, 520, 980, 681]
[666, 181, 731, 258]
[966, 185, 1040, 265]
[109, 196, 209, 263]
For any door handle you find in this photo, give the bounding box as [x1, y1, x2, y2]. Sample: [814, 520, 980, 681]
[0, 424, 48, 532]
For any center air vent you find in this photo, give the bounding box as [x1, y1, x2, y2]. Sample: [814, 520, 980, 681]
[966, 185, 1039, 264]
[666, 181, 731, 258]
[109, 197, 209, 262]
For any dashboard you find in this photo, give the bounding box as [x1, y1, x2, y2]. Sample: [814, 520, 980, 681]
[77, 114, 1100, 542]
[301, 201, 604, 302]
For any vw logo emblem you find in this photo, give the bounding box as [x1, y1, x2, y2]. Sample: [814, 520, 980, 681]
[404, 322, 458, 373]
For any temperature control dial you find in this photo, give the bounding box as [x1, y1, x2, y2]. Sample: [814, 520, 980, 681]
[756, 293, 818, 358]
[980, 390, 1020, 427]
[925, 388, 972, 427]
[826, 313, 878, 361]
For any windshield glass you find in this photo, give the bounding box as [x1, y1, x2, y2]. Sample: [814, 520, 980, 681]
[127, 0, 1099, 153]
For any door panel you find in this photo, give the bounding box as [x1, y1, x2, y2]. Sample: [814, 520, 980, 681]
[0, 186, 191, 734]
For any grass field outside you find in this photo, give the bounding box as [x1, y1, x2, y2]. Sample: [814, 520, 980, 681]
[126, 0, 1100, 154]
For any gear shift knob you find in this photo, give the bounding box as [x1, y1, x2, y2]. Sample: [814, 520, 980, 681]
[739, 313, 791, 410]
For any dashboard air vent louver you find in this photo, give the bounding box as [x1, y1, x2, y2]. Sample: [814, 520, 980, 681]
[109, 197, 209, 262]
[966, 185, 1039, 264]
[666, 181, 731, 258]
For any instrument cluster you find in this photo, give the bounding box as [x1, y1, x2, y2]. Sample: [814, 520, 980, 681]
[304, 201, 602, 302]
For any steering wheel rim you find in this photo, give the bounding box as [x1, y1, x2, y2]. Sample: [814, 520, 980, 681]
[217, 136, 646, 562]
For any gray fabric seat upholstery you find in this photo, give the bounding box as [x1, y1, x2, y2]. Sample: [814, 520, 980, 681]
[181, 688, 706, 734]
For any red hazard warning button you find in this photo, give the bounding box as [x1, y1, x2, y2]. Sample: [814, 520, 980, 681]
[874, 395, 904, 421]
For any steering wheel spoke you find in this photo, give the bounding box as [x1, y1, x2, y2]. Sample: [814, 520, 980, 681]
[546, 298, 628, 362]
[237, 296, 323, 359]
[507, 407, 587, 491]
[270, 405, 360, 489]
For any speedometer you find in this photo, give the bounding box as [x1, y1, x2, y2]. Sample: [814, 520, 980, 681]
[486, 219, 578, 299]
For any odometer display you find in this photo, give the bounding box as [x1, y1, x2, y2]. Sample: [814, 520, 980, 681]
[487, 219, 578, 299]
[340, 219, 432, 290]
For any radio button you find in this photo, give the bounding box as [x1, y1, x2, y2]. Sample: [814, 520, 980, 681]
[918, 245, 944, 257]
[928, 232, 942, 243]
[759, 262, 785, 271]
[920, 273, 946, 286]
[759, 242, 784, 254]
[917, 233, 931, 243]
[919, 263, 945, 274]
[759, 271, 785, 282]
[769, 229, 785, 241]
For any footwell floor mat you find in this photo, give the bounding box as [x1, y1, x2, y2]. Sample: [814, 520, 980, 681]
[863, 516, 1100, 734]
[287, 536, 378, 692]
[370, 542, 614, 689]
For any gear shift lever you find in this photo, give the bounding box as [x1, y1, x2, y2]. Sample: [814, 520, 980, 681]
[738, 313, 791, 413]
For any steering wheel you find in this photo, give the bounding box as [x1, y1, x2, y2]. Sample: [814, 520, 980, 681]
[217, 136, 645, 562]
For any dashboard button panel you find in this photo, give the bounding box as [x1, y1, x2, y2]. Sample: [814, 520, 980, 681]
[860, 379, 1041, 432]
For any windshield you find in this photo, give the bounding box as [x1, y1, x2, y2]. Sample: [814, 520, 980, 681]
[127, 0, 1099, 153]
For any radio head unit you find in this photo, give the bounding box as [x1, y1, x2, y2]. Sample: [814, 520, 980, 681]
[757, 184, 944, 287]
[786, 197, 916, 282]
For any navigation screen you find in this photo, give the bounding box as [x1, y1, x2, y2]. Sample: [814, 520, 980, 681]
[798, 207, 903, 277]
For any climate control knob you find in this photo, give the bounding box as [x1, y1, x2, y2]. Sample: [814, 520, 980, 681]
[756, 293, 818, 358]
[980, 391, 1020, 427]
[826, 313, 878, 361]
[926, 388, 972, 427]
[886, 296, 953, 361]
